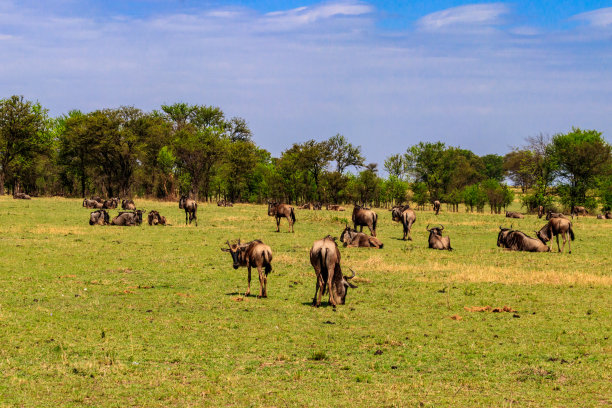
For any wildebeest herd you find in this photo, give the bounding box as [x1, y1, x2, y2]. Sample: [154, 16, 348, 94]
[75, 194, 605, 307]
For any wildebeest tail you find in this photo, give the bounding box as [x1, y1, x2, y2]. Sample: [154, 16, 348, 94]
[372, 212, 378, 232]
[569, 224, 575, 241]
[263, 249, 273, 274]
[290, 207, 296, 223]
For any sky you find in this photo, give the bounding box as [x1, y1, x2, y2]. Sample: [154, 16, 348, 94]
[1, 0, 611, 168]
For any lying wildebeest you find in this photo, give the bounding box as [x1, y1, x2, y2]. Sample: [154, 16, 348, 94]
[538, 205, 544, 219]
[326, 204, 346, 211]
[111, 210, 143, 226]
[13, 192, 31, 199]
[497, 226, 549, 252]
[89, 209, 109, 225]
[310, 235, 357, 307]
[391, 204, 416, 241]
[572, 206, 588, 218]
[536, 218, 575, 253]
[147, 210, 167, 226]
[597, 214, 604, 219]
[506, 211, 524, 219]
[546, 211, 567, 220]
[83, 198, 103, 209]
[268, 202, 295, 232]
[103, 197, 119, 209]
[92, 196, 103, 203]
[298, 203, 312, 210]
[433, 200, 441, 215]
[312, 202, 322, 210]
[339, 225, 384, 248]
[352, 205, 377, 237]
[426, 224, 452, 250]
[221, 239, 273, 298]
[605, 212, 612, 219]
[122, 199, 135, 210]
[217, 199, 233, 207]
[179, 195, 197, 226]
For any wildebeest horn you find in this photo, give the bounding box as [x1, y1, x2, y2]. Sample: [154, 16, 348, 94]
[439, 224, 444, 231]
[238, 238, 241, 245]
[347, 268, 356, 279]
[425, 224, 430, 231]
[225, 240, 231, 247]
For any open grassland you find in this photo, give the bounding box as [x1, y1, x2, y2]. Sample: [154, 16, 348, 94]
[0, 196, 610, 407]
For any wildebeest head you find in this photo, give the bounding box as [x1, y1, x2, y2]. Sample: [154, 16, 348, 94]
[267, 202, 279, 216]
[497, 225, 513, 247]
[426, 224, 444, 236]
[337, 268, 357, 305]
[221, 239, 247, 269]
[89, 209, 109, 225]
[535, 223, 553, 243]
[339, 224, 357, 246]
[179, 195, 186, 209]
[390, 205, 409, 221]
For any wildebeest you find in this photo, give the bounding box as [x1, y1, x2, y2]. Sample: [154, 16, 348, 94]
[298, 203, 312, 210]
[83, 198, 103, 209]
[111, 210, 143, 226]
[221, 239, 273, 298]
[352, 205, 377, 237]
[391, 204, 416, 240]
[605, 212, 612, 219]
[506, 211, 524, 219]
[179, 195, 197, 226]
[13, 192, 31, 199]
[267, 202, 295, 233]
[326, 204, 346, 211]
[103, 197, 119, 209]
[91, 196, 103, 203]
[546, 211, 567, 220]
[426, 224, 452, 251]
[339, 225, 384, 248]
[497, 226, 550, 252]
[309, 235, 357, 307]
[147, 210, 167, 226]
[89, 209, 109, 225]
[433, 200, 441, 215]
[312, 202, 322, 210]
[572, 206, 588, 218]
[597, 214, 604, 219]
[538, 205, 544, 218]
[122, 199, 136, 210]
[536, 218, 575, 253]
[217, 200, 233, 207]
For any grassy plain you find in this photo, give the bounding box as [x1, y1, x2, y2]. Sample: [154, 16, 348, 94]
[0, 196, 610, 407]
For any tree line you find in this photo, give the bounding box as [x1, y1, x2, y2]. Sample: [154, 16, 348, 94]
[1, 95, 611, 213]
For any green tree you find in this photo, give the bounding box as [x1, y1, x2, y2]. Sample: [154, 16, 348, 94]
[328, 134, 364, 174]
[384, 154, 407, 180]
[481, 154, 505, 181]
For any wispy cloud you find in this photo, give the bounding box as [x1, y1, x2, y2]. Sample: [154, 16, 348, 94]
[572, 7, 612, 28]
[416, 3, 510, 31]
[261, 1, 373, 31]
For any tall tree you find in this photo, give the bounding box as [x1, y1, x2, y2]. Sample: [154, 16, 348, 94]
[328, 134, 364, 174]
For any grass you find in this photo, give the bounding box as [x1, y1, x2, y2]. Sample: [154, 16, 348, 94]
[0, 196, 610, 407]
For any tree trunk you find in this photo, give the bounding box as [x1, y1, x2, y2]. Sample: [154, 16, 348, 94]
[0, 171, 4, 195]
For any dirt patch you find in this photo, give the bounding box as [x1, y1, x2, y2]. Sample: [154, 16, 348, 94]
[464, 305, 516, 313]
[450, 315, 462, 320]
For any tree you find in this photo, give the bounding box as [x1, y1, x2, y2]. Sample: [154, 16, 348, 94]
[503, 150, 534, 193]
[481, 154, 505, 182]
[0, 95, 50, 195]
[384, 154, 407, 180]
[328, 134, 364, 174]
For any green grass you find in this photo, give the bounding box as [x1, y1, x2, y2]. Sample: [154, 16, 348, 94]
[0, 196, 610, 407]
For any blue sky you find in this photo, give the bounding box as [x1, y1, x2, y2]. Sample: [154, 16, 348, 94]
[1, 0, 611, 168]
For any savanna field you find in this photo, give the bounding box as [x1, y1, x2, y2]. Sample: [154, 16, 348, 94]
[0, 196, 610, 407]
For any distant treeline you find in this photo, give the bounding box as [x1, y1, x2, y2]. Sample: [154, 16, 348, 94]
[1, 95, 611, 212]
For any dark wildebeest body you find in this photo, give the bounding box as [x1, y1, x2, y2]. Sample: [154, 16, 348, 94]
[536, 218, 575, 253]
[352, 205, 377, 237]
[89, 209, 109, 225]
[391, 204, 416, 240]
[538, 205, 544, 219]
[340, 225, 383, 248]
[13, 193, 31, 199]
[506, 211, 524, 219]
[268, 202, 295, 232]
[222, 239, 273, 297]
[217, 200, 233, 207]
[103, 197, 119, 209]
[497, 227, 550, 252]
[433, 200, 441, 215]
[122, 199, 135, 210]
[179, 195, 197, 226]
[312, 202, 322, 210]
[426, 224, 452, 250]
[605, 212, 612, 219]
[111, 210, 143, 226]
[546, 212, 567, 220]
[83, 198, 103, 209]
[572, 206, 588, 218]
[147, 210, 167, 226]
[309, 236, 357, 307]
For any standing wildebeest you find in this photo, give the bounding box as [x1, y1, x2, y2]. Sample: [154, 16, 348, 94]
[426, 224, 452, 251]
[310, 235, 357, 307]
[538, 205, 544, 218]
[572, 206, 588, 218]
[89, 209, 109, 225]
[179, 195, 198, 226]
[536, 218, 575, 253]
[103, 197, 119, 209]
[147, 210, 167, 226]
[352, 205, 377, 237]
[339, 225, 384, 248]
[506, 211, 524, 219]
[546, 211, 567, 220]
[111, 210, 143, 226]
[122, 199, 135, 210]
[268, 202, 295, 233]
[433, 200, 441, 215]
[221, 239, 273, 298]
[497, 226, 550, 252]
[391, 204, 416, 240]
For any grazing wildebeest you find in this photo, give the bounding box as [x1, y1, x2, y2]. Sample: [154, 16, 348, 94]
[103, 197, 119, 209]
[221, 239, 273, 298]
[426, 224, 452, 251]
[391, 204, 416, 241]
[147, 210, 167, 226]
[111, 210, 143, 226]
[179, 195, 197, 226]
[572, 206, 588, 218]
[339, 225, 384, 248]
[267, 202, 295, 232]
[89, 209, 109, 225]
[536, 218, 575, 253]
[13, 193, 31, 199]
[433, 200, 441, 215]
[309, 235, 357, 307]
[506, 211, 524, 219]
[546, 211, 567, 220]
[352, 205, 377, 237]
[122, 199, 135, 210]
[497, 226, 550, 252]
[538, 205, 544, 219]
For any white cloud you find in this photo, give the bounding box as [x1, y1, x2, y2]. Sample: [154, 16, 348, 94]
[572, 7, 612, 28]
[262, 1, 373, 30]
[417, 3, 510, 31]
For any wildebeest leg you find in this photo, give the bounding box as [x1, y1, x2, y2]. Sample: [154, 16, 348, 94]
[256, 266, 265, 298]
[359, 225, 363, 233]
[262, 269, 268, 297]
[246, 266, 251, 296]
[407, 220, 413, 241]
[275, 216, 280, 232]
[289, 219, 293, 233]
[556, 234, 561, 253]
[561, 232, 568, 254]
[185, 210, 188, 225]
[194, 212, 197, 227]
